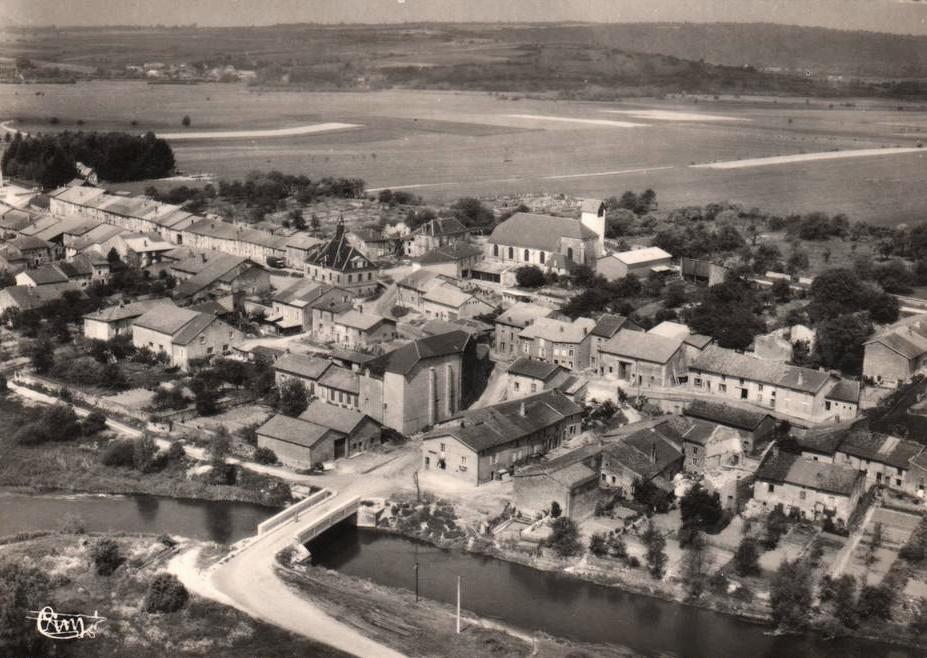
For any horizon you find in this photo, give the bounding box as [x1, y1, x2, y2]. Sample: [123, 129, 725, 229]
[4, 0, 927, 36]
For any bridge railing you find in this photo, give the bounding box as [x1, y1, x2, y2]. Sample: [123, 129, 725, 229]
[257, 488, 333, 536]
[293, 496, 361, 544]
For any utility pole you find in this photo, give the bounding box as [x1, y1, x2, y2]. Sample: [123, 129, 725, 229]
[456, 575, 461, 634]
[413, 469, 421, 503]
[413, 541, 420, 602]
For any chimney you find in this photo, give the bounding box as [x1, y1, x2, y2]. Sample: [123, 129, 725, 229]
[519, 401, 526, 417]
[650, 442, 656, 464]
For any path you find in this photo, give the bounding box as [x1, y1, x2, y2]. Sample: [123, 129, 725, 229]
[157, 122, 362, 141]
[831, 502, 878, 577]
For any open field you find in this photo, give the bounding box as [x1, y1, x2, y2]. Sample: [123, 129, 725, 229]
[4, 81, 927, 224]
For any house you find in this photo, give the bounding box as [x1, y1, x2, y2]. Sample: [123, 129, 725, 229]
[272, 352, 333, 397]
[64, 224, 128, 259]
[683, 400, 776, 453]
[332, 311, 397, 349]
[308, 286, 355, 343]
[753, 450, 865, 526]
[3, 235, 53, 267]
[317, 364, 361, 410]
[359, 330, 485, 434]
[421, 317, 493, 341]
[506, 357, 587, 404]
[681, 418, 749, 475]
[395, 269, 452, 312]
[689, 345, 860, 424]
[304, 221, 379, 297]
[180, 218, 289, 262]
[68, 253, 112, 285]
[493, 302, 553, 358]
[833, 432, 925, 495]
[588, 314, 642, 371]
[15, 264, 71, 288]
[486, 212, 601, 271]
[513, 443, 603, 518]
[111, 231, 175, 267]
[0, 285, 70, 315]
[285, 233, 324, 269]
[172, 254, 270, 305]
[600, 423, 684, 496]
[647, 320, 714, 367]
[256, 402, 380, 468]
[597, 329, 685, 387]
[420, 390, 584, 485]
[863, 317, 927, 388]
[131, 306, 243, 371]
[422, 281, 496, 322]
[517, 316, 596, 371]
[680, 257, 728, 286]
[596, 247, 673, 281]
[269, 279, 326, 333]
[348, 227, 398, 259]
[83, 298, 177, 341]
[403, 217, 470, 258]
[418, 242, 483, 279]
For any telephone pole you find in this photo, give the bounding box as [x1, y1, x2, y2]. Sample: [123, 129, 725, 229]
[456, 575, 461, 634]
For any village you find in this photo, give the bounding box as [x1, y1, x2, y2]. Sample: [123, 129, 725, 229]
[3, 162, 927, 649]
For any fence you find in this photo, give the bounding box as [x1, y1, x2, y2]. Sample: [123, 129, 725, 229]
[257, 488, 333, 536]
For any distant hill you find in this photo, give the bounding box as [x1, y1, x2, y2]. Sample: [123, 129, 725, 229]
[496, 23, 927, 78]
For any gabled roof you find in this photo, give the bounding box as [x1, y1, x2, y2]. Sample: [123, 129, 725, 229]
[604, 426, 684, 480]
[173, 254, 253, 299]
[272, 353, 332, 381]
[580, 198, 604, 214]
[756, 451, 861, 497]
[424, 390, 582, 453]
[85, 298, 176, 323]
[172, 313, 221, 346]
[600, 329, 682, 364]
[121, 232, 174, 253]
[397, 269, 448, 293]
[495, 302, 552, 328]
[520, 316, 595, 345]
[20, 264, 69, 285]
[256, 414, 336, 449]
[0, 285, 68, 310]
[691, 345, 833, 394]
[285, 233, 324, 251]
[273, 279, 326, 306]
[419, 242, 483, 264]
[413, 217, 469, 238]
[507, 357, 566, 382]
[864, 320, 927, 360]
[488, 213, 597, 251]
[7, 235, 51, 252]
[610, 246, 673, 266]
[69, 224, 127, 251]
[185, 218, 289, 251]
[299, 399, 370, 435]
[423, 282, 475, 309]
[590, 314, 636, 339]
[134, 306, 201, 336]
[319, 365, 360, 394]
[836, 433, 924, 470]
[684, 400, 773, 431]
[335, 310, 391, 332]
[305, 223, 375, 272]
[368, 330, 473, 376]
[826, 379, 861, 405]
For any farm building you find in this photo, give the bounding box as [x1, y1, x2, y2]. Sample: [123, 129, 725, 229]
[513, 443, 603, 519]
[131, 306, 242, 371]
[863, 317, 927, 388]
[596, 246, 673, 281]
[493, 302, 554, 358]
[83, 298, 177, 341]
[597, 329, 685, 387]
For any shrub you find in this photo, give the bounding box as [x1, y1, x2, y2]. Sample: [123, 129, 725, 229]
[238, 423, 259, 446]
[589, 532, 608, 557]
[81, 411, 108, 436]
[253, 447, 277, 465]
[547, 517, 581, 558]
[166, 441, 186, 462]
[734, 537, 761, 577]
[100, 440, 135, 467]
[144, 573, 189, 613]
[90, 538, 123, 576]
[550, 501, 562, 518]
[857, 583, 894, 621]
[391, 305, 410, 318]
[278, 379, 308, 417]
[133, 435, 159, 473]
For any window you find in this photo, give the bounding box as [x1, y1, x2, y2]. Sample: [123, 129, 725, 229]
[524, 249, 530, 261]
[768, 484, 775, 493]
[825, 400, 832, 411]
[490, 454, 497, 465]
[799, 490, 807, 500]
[440, 443, 446, 452]
[508, 247, 514, 259]
[493, 244, 499, 257]
[530, 383, 537, 393]
[719, 384, 727, 393]
[540, 252, 545, 264]
[567, 247, 574, 261]
[199, 336, 206, 345]
[348, 274, 352, 283]
[460, 456, 466, 465]
[758, 384, 763, 392]
[514, 381, 520, 392]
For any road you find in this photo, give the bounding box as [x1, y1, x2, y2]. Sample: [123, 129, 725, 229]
[831, 502, 878, 578]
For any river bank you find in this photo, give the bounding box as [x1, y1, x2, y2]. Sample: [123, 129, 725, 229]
[0, 531, 350, 658]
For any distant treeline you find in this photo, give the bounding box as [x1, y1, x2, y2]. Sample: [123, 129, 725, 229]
[1, 131, 175, 188]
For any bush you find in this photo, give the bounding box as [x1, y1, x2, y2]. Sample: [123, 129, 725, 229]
[515, 265, 546, 288]
[278, 379, 308, 417]
[253, 447, 277, 465]
[133, 435, 159, 473]
[144, 573, 189, 613]
[734, 537, 761, 577]
[238, 423, 259, 446]
[166, 441, 186, 463]
[547, 517, 581, 557]
[391, 305, 410, 318]
[100, 439, 136, 467]
[81, 411, 108, 436]
[90, 537, 123, 576]
[550, 501, 562, 518]
[589, 532, 608, 557]
[857, 583, 894, 620]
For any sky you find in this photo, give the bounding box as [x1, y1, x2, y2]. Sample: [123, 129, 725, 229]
[4, 0, 927, 35]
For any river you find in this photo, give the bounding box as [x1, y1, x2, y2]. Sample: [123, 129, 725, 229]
[310, 525, 916, 658]
[0, 490, 274, 544]
[0, 490, 917, 658]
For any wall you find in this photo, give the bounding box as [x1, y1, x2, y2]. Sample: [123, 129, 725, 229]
[174, 318, 242, 370]
[752, 477, 859, 524]
[258, 433, 331, 468]
[863, 342, 915, 388]
[598, 349, 684, 387]
[689, 370, 826, 423]
[421, 436, 479, 486]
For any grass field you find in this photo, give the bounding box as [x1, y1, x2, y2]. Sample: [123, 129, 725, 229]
[3, 81, 927, 224]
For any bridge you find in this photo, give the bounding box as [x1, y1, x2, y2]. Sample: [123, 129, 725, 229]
[256, 488, 361, 545]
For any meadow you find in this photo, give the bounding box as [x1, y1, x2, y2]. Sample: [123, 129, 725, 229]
[2, 81, 927, 224]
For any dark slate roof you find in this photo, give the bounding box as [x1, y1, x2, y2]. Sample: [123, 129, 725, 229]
[173, 254, 251, 299]
[590, 314, 635, 339]
[84, 299, 175, 323]
[826, 379, 861, 405]
[604, 427, 683, 480]
[797, 425, 851, 456]
[419, 242, 483, 264]
[517, 442, 603, 478]
[488, 213, 597, 251]
[299, 399, 369, 435]
[756, 451, 861, 496]
[367, 330, 472, 377]
[8, 235, 51, 252]
[600, 329, 683, 364]
[684, 400, 772, 431]
[864, 322, 927, 360]
[24, 264, 69, 285]
[0, 285, 69, 310]
[272, 353, 332, 381]
[413, 217, 469, 238]
[691, 345, 832, 394]
[837, 433, 924, 470]
[319, 365, 360, 394]
[424, 390, 582, 453]
[507, 357, 565, 382]
[257, 414, 335, 448]
[681, 418, 723, 446]
[305, 222, 375, 272]
[172, 313, 219, 346]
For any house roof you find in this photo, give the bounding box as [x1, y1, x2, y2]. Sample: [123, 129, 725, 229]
[121, 232, 175, 253]
[798, 424, 853, 456]
[691, 345, 833, 394]
[257, 414, 335, 449]
[600, 329, 682, 364]
[286, 233, 324, 251]
[864, 320, 927, 360]
[413, 217, 469, 238]
[273, 279, 325, 306]
[299, 399, 368, 435]
[305, 223, 375, 272]
[307, 287, 354, 314]
[495, 302, 552, 328]
[756, 451, 861, 497]
[580, 198, 604, 214]
[134, 305, 203, 337]
[604, 427, 684, 481]
[69, 224, 126, 251]
[423, 282, 474, 309]
[0, 285, 68, 310]
[507, 357, 566, 382]
[185, 217, 288, 251]
[272, 353, 332, 381]
[590, 314, 635, 339]
[397, 269, 448, 293]
[21, 264, 69, 285]
[419, 242, 483, 264]
[319, 365, 360, 394]
[520, 316, 595, 345]
[351, 227, 390, 244]
[424, 389, 582, 453]
[837, 433, 924, 470]
[8, 235, 51, 252]
[826, 378, 861, 405]
[368, 330, 473, 377]
[488, 213, 597, 251]
[517, 442, 603, 479]
[421, 318, 492, 337]
[173, 254, 253, 299]
[684, 400, 772, 431]
[611, 246, 673, 266]
[335, 310, 390, 332]
[172, 313, 219, 346]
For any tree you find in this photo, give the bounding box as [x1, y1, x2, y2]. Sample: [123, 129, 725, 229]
[100, 439, 136, 467]
[684, 280, 765, 351]
[642, 521, 667, 580]
[547, 517, 581, 558]
[191, 373, 220, 416]
[181, 115, 191, 127]
[144, 573, 189, 613]
[814, 313, 872, 375]
[253, 447, 277, 465]
[679, 484, 723, 532]
[662, 280, 687, 308]
[133, 434, 159, 473]
[857, 583, 894, 620]
[763, 507, 789, 549]
[450, 197, 494, 228]
[0, 563, 54, 657]
[771, 278, 791, 303]
[278, 378, 308, 417]
[28, 338, 54, 374]
[832, 574, 859, 629]
[769, 559, 812, 630]
[589, 532, 608, 557]
[682, 531, 712, 599]
[734, 537, 761, 577]
[210, 427, 231, 466]
[90, 537, 123, 576]
[515, 265, 546, 288]
[549, 501, 562, 518]
[865, 522, 884, 567]
[81, 410, 108, 436]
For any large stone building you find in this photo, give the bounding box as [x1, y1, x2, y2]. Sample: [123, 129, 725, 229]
[597, 329, 685, 387]
[506, 357, 587, 403]
[403, 217, 470, 258]
[588, 314, 642, 372]
[421, 390, 583, 486]
[132, 306, 242, 371]
[486, 212, 601, 271]
[493, 302, 553, 358]
[304, 221, 379, 297]
[513, 443, 603, 519]
[517, 316, 596, 371]
[863, 317, 927, 388]
[596, 247, 673, 281]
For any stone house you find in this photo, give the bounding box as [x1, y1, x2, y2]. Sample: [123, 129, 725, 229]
[597, 329, 685, 387]
[422, 281, 496, 322]
[588, 314, 642, 372]
[272, 352, 333, 397]
[600, 423, 684, 496]
[420, 390, 583, 486]
[131, 306, 242, 371]
[517, 316, 596, 371]
[863, 317, 927, 388]
[513, 443, 603, 518]
[493, 302, 553, 358]
[403, 217, 470, 259]
[83, 298, 177, 341]
[596, 247, 673, 281]
[506, 357, 587, 404]
[681, 418, 748, 475]
[332, 311, 397, 350]
[285, 233, 324, 269]
[395, 269, 453, 312]
[348, 227, 399, 259]
[418, 242, 483, 279]
[683, 400, 777, 454]
[304, 221, 379, 297]
[833, 432, 925, 495]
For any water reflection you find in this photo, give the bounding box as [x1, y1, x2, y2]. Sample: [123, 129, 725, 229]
[134, 495, 160, 523]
